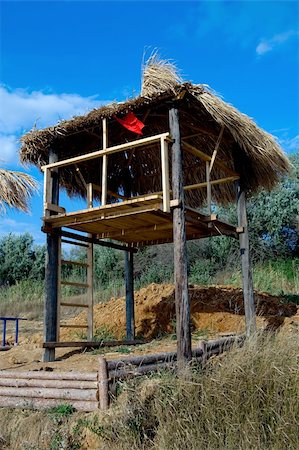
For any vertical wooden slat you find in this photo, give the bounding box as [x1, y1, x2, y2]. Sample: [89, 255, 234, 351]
[43, 168, 52, 217]
[44, 149, 59, 363]
[237, 185, 256, 336]
[101, 118, 108, 206]
[87, 183, 93, 209]
[206, 161, 212, 214]
[160, 137, 171, 212]
[125, 251, 135, 340]
[169, 107, 191, 369]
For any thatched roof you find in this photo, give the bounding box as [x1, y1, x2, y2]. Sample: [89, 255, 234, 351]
[20, 58, 290, 208]
[0, 169, 38, 213]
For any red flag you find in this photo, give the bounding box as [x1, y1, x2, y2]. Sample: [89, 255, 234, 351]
[114, 112, 145, 135]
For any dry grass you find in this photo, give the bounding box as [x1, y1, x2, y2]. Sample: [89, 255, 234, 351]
[0, 169, 38, 213]
[141, 51, 183, 97]
[93, 333, 299, 450]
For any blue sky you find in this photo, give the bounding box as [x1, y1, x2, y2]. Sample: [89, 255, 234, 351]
[0, 0, 298, 244]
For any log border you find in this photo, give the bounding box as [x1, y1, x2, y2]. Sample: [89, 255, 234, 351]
[0, 335, 244, 411]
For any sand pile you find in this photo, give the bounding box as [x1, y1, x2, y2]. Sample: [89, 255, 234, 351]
[59, 284, 297, 341]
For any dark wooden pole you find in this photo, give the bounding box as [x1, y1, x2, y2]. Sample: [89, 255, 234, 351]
[125, 250, 135, 340]
[237, 184, 256, 336]
[169, 107, 192, 368]
[43, 150, 59, 362]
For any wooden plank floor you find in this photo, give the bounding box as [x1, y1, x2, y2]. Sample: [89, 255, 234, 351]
[44, 194, 239, 245]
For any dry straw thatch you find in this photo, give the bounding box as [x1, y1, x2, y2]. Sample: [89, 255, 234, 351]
[0, 169, 38, 213]
[19, 57, 290, 207]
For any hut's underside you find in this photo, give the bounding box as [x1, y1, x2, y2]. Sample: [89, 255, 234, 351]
[44, 194, 239, 246]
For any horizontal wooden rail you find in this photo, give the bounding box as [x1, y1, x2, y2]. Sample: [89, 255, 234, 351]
[41, 132, 171, 171]
[182, 141, 239, 178]
[184, 176, 239, 191]
[0, 370, 97, 381]
[59, 324, 88, 329]
[43, 339, 148, 349]
[0, 378, 97, 389]
[61, 280, 89, 288]
[60, 302, 89, 308]
[61, 259, 89, 267]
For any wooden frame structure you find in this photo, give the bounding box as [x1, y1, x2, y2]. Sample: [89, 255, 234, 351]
[41, 109, 256, 365]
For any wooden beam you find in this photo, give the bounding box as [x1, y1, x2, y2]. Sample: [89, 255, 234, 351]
[43, 339, 147, 349]
[237, 185, 256, 336]
[92, 183, 128, 200]
[181, 140, 239, 178]
[209, 125, 224, 173]
[61, 259, 89, 267]
[60, 302, 89, 308]
[41, 132, 171, 171]
[45, 203, 66, 214]
[125, 251, 135, 340]
[183, 176, 239, 191]
[59, 230, 138, 252]
[98, 356, 109, 410]
[206, 161, 212, 214]
[169, 107, 192, 369]
[43, 149, 59, 363]
[87, 183, 93, 208]
[57, 236, 61, 341]
[160, 137, 171, 212]
[61, 281, 89, 288]
[75, 165, 87, 189]
[101, 118, 108, 206]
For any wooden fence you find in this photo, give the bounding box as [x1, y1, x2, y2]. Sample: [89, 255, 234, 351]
[0, 335, 244, 411]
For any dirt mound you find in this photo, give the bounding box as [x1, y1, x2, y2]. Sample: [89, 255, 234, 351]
[59, 284, 297, 341]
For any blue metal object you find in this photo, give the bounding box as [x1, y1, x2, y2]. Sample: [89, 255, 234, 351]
[0, 317, 27, 347]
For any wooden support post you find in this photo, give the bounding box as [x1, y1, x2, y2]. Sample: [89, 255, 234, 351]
[237, 185, 256, 336]
[169, 107, 192, 369]
[101, 118, 108, 206]
[160, 137, 171, 212]
[87, 236, 94, 340]
[56, 236, 61, 341]
[44, 149, 59, 362]
[198, 340, 207, 366]
[98, 356, 109, 410]
[206, 161, 212, 214]
[125, 251, 135, 340]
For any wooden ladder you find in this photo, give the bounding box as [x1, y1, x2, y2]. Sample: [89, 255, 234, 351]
[57, 235, 93, 341]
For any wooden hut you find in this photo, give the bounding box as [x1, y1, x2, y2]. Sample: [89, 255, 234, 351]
[20, 58, 290, 364]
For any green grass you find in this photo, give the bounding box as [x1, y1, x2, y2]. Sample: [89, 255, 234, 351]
[218, 257, 299, 296]
[0, 279, 44, 318]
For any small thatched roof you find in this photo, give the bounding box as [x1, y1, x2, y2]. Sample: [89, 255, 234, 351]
[20, 58, 290, 208]
[0, 169, 38, 213]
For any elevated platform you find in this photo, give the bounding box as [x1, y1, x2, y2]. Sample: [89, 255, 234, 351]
[43, 194, 240, 246]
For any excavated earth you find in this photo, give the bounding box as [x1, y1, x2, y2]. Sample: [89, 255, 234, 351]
[59, 283, 297, 340]
[0, 283, 298, 373]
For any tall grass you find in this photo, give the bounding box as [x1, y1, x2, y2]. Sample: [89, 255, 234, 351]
[0, 280, 44, 318]
[89, 333, 299, 450]
[219, 258, 299, 296]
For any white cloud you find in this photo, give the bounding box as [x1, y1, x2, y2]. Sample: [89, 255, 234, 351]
[282, 135, 299, 153]
[256, 30, 298, 56]
[0, 86, 105, 165]
[0, 134, 19, 164]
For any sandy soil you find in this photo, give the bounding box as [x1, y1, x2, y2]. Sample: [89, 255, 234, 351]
[0, 283, 298, 373]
